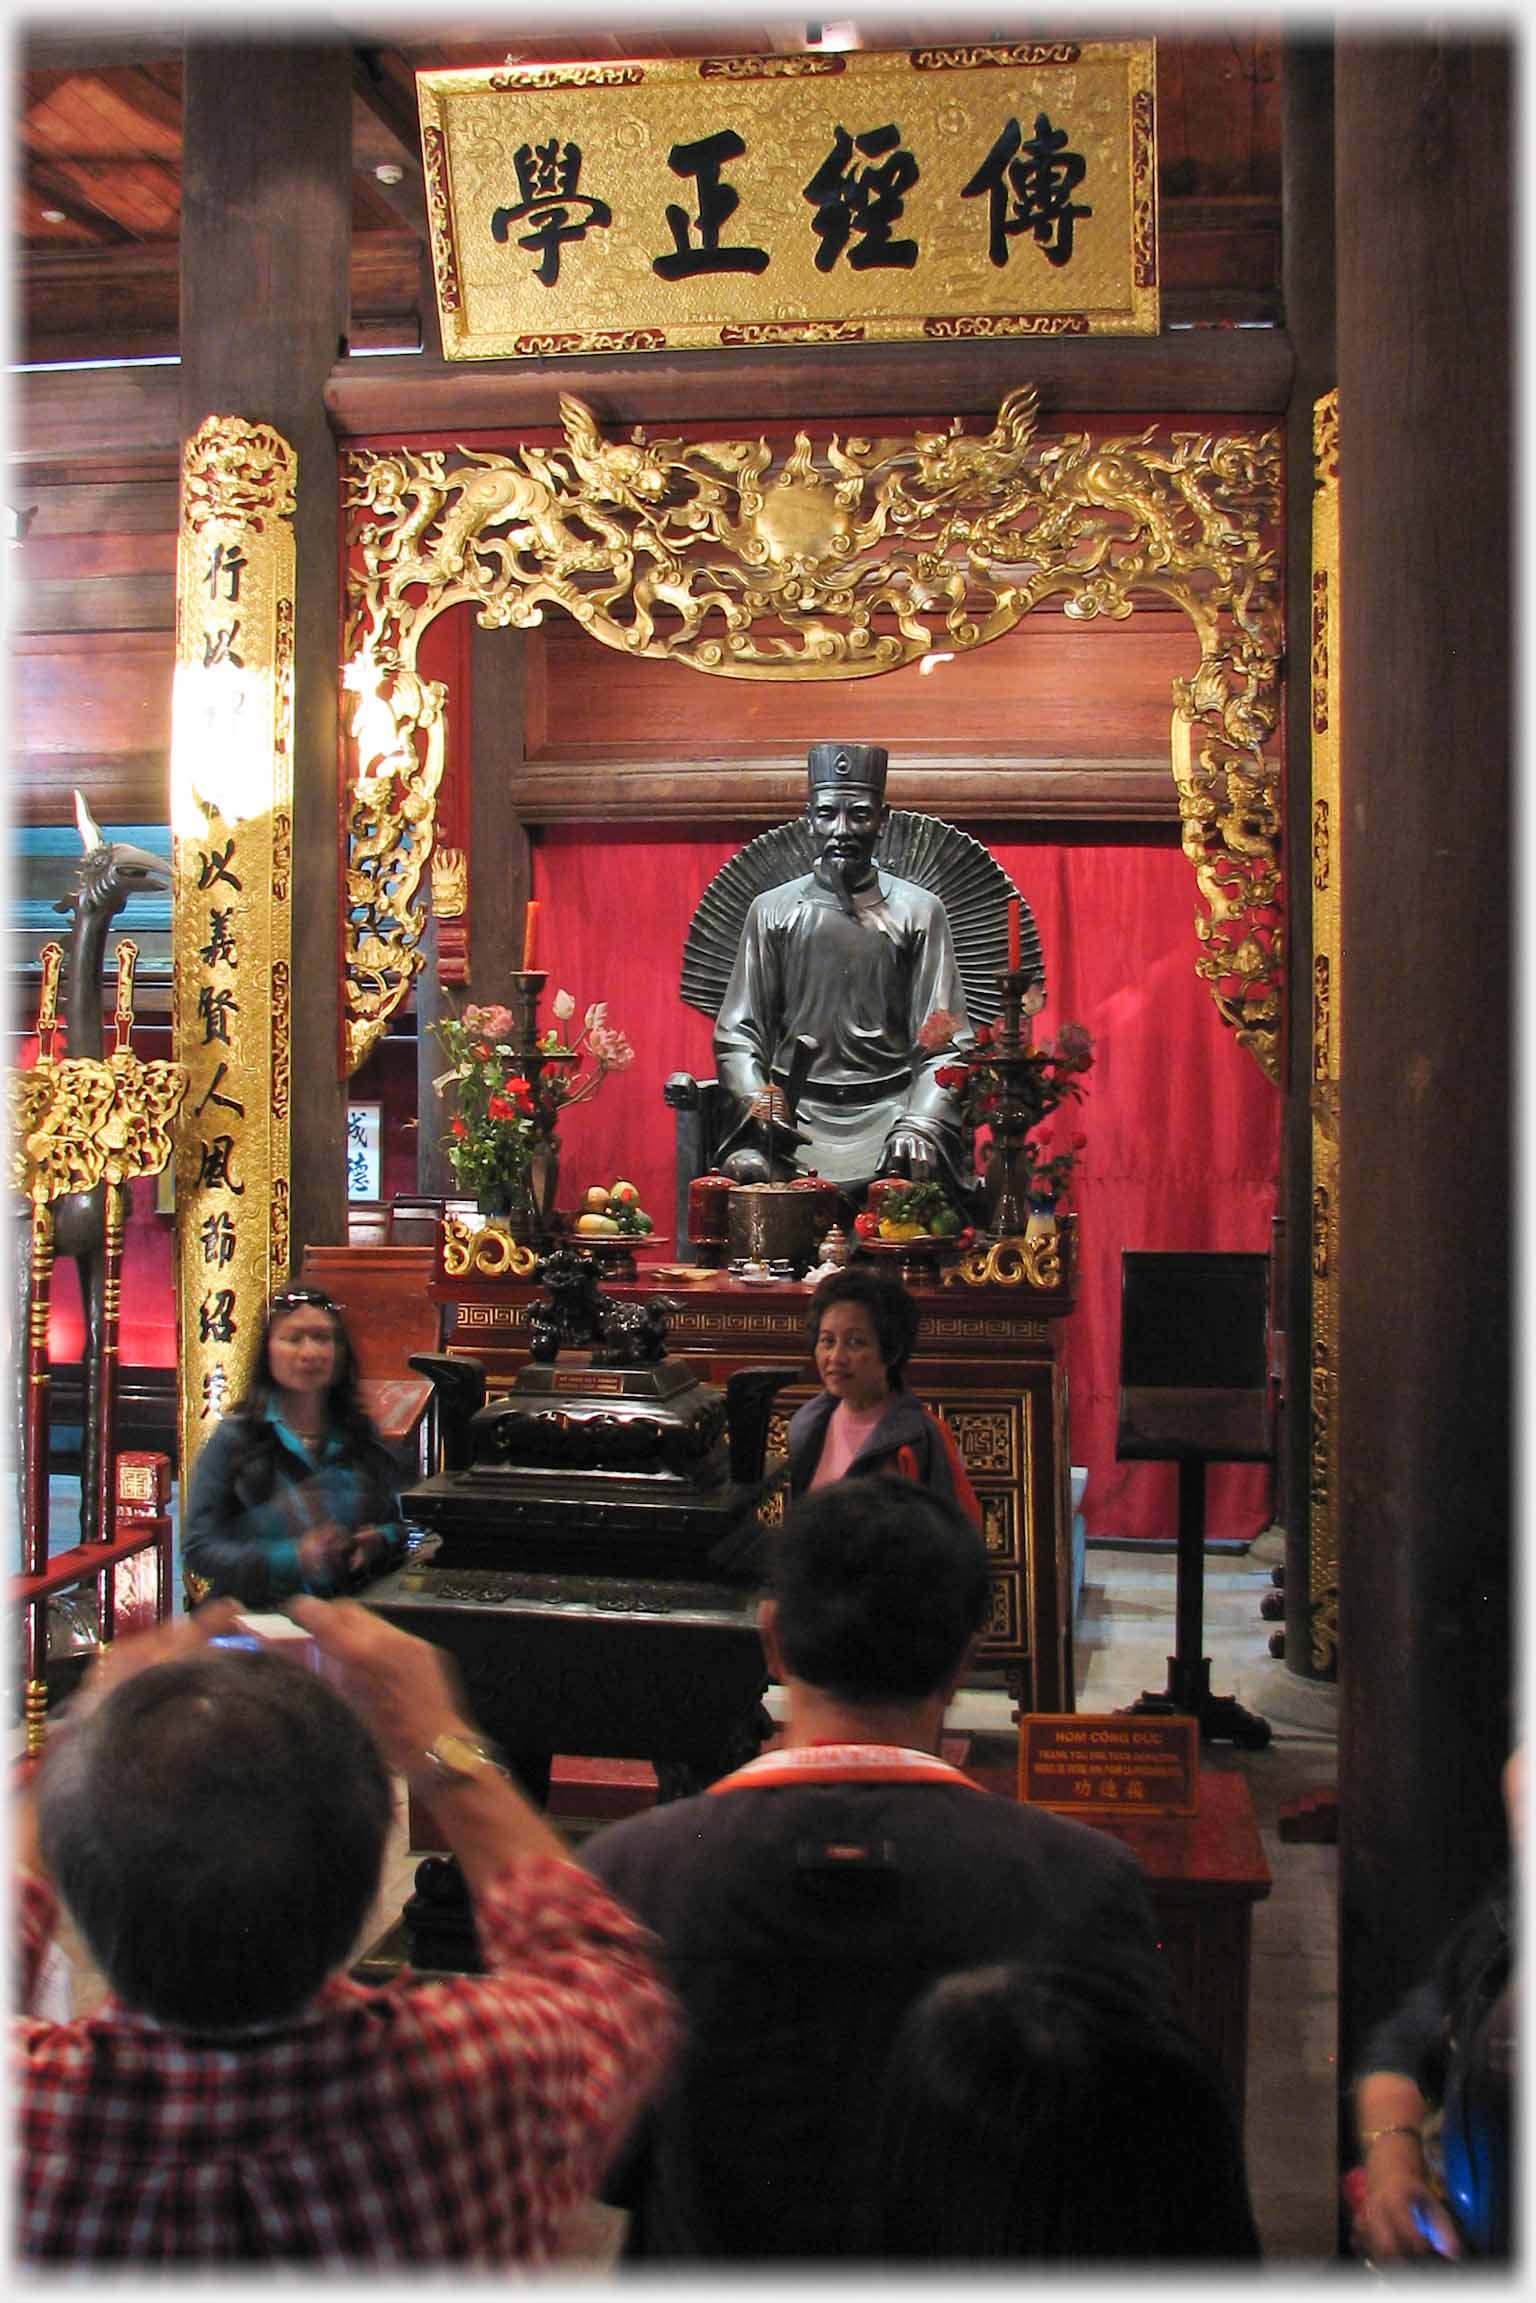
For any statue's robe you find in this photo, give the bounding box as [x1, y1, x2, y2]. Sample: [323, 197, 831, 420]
[713, 866, 975, 1191]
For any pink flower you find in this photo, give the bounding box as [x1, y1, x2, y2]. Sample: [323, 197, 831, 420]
[552, 988, 576, 1021]
[478, 1004, 514, 1043]
[587, 1023, 634, 1069]
[1052, 1022, 1094, 1070]
[917, 1008, 958, 1053]
[583, 1000, 609, 1035]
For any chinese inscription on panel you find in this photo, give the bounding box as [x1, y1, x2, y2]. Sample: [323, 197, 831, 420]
[170, 417, 297, 1485]
[417, 41, 1157, 358]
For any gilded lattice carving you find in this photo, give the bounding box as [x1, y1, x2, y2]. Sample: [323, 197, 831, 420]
[180, 420, 298, 530]
[947, 1231, 1068, 1290]
[980, 1492, 1017, 1561]
[1308, 387, 1342, 1676]
[941, 1407, 1016, 1479]
[343, 393, 1284, 1078]
[1312, 798, 1330, 893]
[440, 1212, 540, 1280]
[979, 1576, 1018, 1645]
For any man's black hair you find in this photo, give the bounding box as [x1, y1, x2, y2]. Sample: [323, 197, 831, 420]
[37, 1648, 391, 2032]
[769, 1475, 989, 1702]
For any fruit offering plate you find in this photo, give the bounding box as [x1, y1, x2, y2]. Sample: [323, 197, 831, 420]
[854, 1235, 962, 1272]
[567, 1232, 668, 1266]
[643, 1262, 722, 1286]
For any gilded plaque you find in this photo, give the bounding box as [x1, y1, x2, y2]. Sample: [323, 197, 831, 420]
[417, 40, 1157, 359]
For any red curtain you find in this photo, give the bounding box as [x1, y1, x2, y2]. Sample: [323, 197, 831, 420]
[534, 826, 1279, 1543]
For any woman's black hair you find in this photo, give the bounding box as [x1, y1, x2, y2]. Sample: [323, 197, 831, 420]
[861, 1960, 1261, 2261]
[805, 1261, 922, 1388]
[236, 1287, 369, 1443]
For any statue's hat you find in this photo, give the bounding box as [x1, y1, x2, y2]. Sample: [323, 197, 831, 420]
[806, 741, 888, 795]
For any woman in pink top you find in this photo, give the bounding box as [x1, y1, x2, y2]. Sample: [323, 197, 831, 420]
[784, 1264, 982, 1527]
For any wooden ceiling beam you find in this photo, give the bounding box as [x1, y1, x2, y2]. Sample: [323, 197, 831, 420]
[324, 328, 1294, 442]
[20, 31, 184, 71]
[23, 156, 138, 244]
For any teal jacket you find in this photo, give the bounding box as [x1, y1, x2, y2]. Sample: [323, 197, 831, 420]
[182, 1405, 406, 1607]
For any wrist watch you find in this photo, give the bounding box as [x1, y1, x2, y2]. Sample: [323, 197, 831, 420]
[418, 1728, 512, 1786]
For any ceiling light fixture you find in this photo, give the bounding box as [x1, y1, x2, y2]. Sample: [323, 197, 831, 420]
[40, 207, 67, 224]
[374, 162, 404, 186]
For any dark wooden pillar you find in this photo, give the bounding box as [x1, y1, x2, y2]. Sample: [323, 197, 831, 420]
[180, 41, 352, 1255]
[414, 622, 530, 1193]
[1279, 38, 1336, 1676]
[467, 621, 531, 1001]
[1335, 40, 1511, 2080]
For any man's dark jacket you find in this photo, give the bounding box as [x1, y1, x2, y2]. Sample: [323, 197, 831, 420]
[582, 1771, 1166, 2260]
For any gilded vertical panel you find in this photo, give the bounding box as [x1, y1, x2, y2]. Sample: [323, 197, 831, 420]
[1308, 390, 1341, 1671]
[170, 418, 297, 1509]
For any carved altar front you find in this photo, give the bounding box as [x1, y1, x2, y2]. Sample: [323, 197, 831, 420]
[435, 1247, 1079, 1711]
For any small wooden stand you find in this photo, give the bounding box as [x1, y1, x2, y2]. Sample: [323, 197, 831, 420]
[1115, 1251, 1274, 1749]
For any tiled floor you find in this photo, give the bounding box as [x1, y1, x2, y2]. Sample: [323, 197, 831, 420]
[27, 1524, 1340, 2266]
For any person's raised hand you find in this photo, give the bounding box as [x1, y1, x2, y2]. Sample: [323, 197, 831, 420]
[346, 1525, 394, 1579]
[288, 1595, 467, 1777]
[67, 1597, 244, 1718]
[297, 1522, 353, 1586]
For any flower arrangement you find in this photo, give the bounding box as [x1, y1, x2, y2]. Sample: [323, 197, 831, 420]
[432, 992, 635, 1210]
[431, 1001, 537, 1208]
[924, 1008, 1096, 1212]
[535, 992, 636, 1107]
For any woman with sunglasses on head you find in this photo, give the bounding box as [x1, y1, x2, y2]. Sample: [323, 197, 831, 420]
[183, 1287, 408, 1607]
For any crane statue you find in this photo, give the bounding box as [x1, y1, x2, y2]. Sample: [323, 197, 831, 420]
[15, 794, 174, 1550]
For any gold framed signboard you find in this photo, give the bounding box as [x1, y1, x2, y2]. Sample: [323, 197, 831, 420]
[417, 39, 1157, 360]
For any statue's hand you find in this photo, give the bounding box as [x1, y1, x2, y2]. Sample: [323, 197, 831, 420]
[882, 1129, 935, 1180]
[747, 1084, 789, 1127]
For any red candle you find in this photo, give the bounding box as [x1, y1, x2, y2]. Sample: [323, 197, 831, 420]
[521, 898, 539, 972]
[1006, 896, 1021, 972]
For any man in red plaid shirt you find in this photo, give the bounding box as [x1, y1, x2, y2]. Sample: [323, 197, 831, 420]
[14, 1596, 676, 2266]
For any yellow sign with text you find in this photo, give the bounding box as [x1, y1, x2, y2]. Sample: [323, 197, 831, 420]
[417, 40, 1157, 361]
[1020, 1712, 1198, 1818]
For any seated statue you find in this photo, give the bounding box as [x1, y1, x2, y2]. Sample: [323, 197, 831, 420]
[712, 742, 976, 1196]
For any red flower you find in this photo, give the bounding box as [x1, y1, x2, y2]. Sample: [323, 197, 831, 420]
[973, 1022, 993, 1048]
[486, 1093, 519, 1122]
[854, 1211, 880, 1239]
[450, 1116, 467, 1138]
[473, 1041, 493, 1062]
[505, 1075, 532, 1098]
[934, 1065, 970, 1092]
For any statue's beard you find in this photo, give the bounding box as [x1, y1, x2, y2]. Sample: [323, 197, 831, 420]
[820, 852, 872, 916]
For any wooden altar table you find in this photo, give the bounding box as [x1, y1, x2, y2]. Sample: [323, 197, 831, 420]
[433, 1256, 1078, 1713]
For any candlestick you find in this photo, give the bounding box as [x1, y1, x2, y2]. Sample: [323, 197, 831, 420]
[1006, 896, 1021, 973]
[521, 898, 539, 972]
